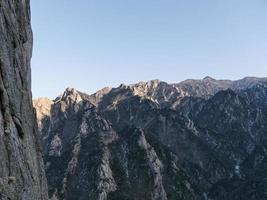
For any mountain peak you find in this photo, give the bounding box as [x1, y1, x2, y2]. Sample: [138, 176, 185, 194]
[147, 79, 161, 87]
[65, 87, 78, 94]
[61, 87, 83, 103]
[130, 79, 162, 89]
[203, 76, 216, 81]
[33, 97, 53, 126]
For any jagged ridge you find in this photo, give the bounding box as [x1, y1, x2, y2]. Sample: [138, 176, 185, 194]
[34, 77, 267, 200]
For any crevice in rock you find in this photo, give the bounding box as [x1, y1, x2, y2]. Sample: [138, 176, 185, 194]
[0, 59, 25, 139]
[0, 59, 11, 135]
[12, 115, 24, 139]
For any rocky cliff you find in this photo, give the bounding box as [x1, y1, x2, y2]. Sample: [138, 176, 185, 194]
[0, 0, 48, 199]
[34, 77, 267, 200]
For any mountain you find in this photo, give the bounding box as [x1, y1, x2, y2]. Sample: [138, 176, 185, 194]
[0, 1, 48, 199]
[34, 77, 267, 200]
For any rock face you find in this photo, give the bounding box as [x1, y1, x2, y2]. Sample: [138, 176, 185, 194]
[35, 77, 267, 200]
[0, 1, 48, 199]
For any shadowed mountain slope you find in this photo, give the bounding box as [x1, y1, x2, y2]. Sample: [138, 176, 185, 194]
[34, 77, 267, 200]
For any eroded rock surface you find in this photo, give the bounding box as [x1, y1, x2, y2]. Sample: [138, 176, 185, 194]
[35, 78, 267, 200]
[0, 1, 48, 199]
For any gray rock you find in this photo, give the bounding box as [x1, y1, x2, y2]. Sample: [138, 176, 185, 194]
[35, 77, 267, 200]
[0, 1, 48, 199]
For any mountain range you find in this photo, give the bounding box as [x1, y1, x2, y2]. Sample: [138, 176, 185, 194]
[34, 77, 267, 200]
[2, 0, 267, 199]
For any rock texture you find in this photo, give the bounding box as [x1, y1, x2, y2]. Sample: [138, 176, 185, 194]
[35, 77, 267, 200]
[0, 0, 48, 199]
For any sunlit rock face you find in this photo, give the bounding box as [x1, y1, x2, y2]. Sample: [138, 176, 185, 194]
[33, 98, 53, 132]
[0, 0, 48, 199]
[35, 77, 267, 200]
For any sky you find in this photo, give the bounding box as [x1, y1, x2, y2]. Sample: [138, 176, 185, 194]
[30, 0, 267, 98]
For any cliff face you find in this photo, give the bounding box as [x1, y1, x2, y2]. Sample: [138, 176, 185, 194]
[35, 78, 267, 200]
[35, 89, 194, 200]
[0, 1, 48, 199]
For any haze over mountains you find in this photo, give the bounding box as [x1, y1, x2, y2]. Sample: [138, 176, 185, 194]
[34, 77, 267, 200]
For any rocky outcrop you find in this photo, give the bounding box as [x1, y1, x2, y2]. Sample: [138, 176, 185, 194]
[38, 89, 194, 200]
[35, 77, 267, 200]
[0, 0, 48, 199]
[33, 98, 53, 131]
[90, 77, 267, 111]
[41, 89, 117, 200]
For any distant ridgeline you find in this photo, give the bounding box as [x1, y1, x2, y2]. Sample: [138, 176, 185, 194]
[34, 77, 267, 200]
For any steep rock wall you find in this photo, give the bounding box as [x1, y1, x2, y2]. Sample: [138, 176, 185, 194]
[0, 0, 48, 199]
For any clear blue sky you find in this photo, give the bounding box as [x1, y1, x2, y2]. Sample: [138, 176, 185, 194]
[30, 0, 267, 98]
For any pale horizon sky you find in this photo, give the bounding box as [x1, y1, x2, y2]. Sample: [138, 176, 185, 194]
[31, 0, 267, 98]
